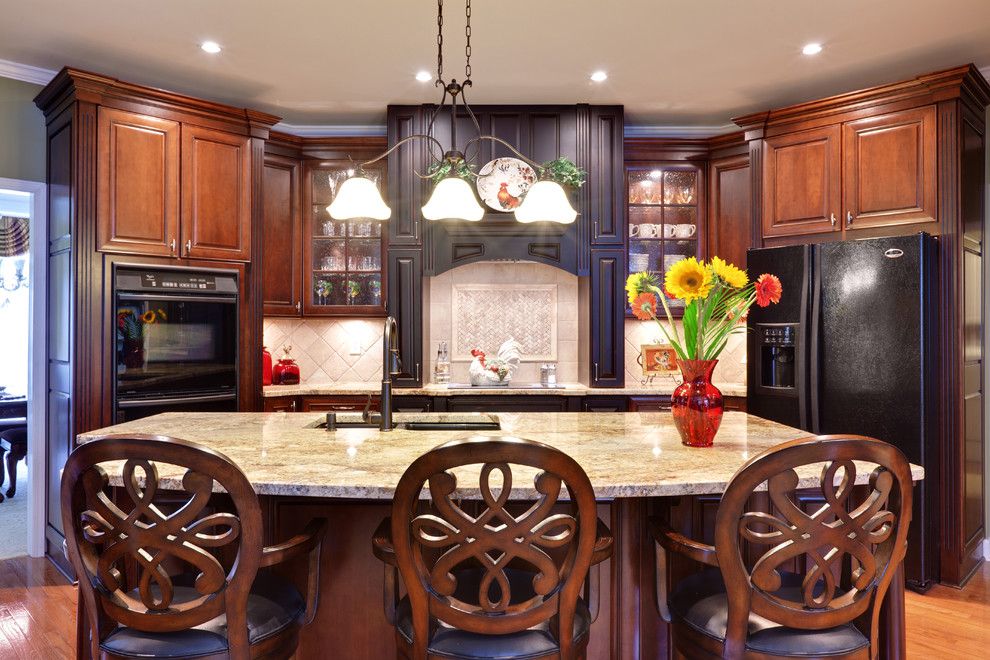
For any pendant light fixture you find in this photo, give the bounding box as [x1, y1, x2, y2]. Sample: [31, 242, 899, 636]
[328, 0, 583, 225]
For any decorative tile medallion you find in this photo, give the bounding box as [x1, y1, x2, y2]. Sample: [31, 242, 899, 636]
[451, 284, 557, 361]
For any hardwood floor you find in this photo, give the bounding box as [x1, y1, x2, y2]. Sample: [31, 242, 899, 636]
[0, 555, 986, 658]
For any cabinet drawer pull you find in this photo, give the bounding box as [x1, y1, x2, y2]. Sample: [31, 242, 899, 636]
[829, 213, 836, 227]
[415, 363, 421, 381]
[295, 301, 301, 313]
[593, 362, 599, 381]
[289, 400, 297, 412]
[846, 211, 853, 227]
[169, 238, 176, 254]
[185, 239, 192, 255]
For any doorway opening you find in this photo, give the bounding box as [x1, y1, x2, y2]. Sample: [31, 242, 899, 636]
[0, 179, 45, 559]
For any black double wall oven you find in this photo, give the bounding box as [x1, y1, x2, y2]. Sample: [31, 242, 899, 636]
[113, 266, 239, 423]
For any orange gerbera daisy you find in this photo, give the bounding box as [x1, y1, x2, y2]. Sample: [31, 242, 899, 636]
[755, 273, 782, 307]
[631, 292, 659, 320]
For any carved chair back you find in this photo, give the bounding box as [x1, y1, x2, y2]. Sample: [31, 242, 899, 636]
[391, 435, 598, 658]
[714, 435, 913, 657]
[61, 434, 262, 656]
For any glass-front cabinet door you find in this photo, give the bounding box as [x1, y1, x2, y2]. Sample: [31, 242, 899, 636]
[303, 161, 387, 316]
[626, 164, 702, 316]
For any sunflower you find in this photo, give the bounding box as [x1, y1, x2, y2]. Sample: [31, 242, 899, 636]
[625, 271, 659, 305]
[630, 292, 658, 320]
[664, 258, 712, 302]
[140, 310, 157, 324]
[755, 273, 783, 307]
[711, 256, 748, 288]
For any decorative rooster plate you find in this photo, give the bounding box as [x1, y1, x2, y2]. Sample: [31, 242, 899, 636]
[476, 157, 536, 212]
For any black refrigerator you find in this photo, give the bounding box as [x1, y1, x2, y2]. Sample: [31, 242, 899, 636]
[747, 233, 938, 591]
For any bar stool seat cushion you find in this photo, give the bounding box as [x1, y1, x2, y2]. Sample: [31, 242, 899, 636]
[395, 567, 591, 659]
[99, 571, 305, 659]
[669, 569, 869, 657]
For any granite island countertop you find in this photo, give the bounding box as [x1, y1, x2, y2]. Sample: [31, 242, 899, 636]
[77, 412, 920, 500]
[263, 381, 748, 398]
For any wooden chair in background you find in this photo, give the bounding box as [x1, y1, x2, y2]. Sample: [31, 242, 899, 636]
[373, 435, 613, 660]
[652, 435, 913, 660]
[61, 434, 327, 660]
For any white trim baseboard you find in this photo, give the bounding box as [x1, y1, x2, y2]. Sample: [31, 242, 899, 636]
[0, 58, 56, 86]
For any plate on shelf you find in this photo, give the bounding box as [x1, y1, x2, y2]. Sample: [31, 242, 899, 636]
[476, 157, 536, 212]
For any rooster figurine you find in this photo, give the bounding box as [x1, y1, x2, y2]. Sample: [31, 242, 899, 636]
[496, 182, 521, 210]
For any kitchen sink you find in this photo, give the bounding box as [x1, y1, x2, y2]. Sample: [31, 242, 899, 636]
[308, 412, 501, 432]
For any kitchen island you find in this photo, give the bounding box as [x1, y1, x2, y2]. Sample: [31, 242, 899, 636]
[78, 412, 919, 659]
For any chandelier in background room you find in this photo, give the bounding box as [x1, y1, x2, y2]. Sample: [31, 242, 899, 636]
[328, 0, 583, 225]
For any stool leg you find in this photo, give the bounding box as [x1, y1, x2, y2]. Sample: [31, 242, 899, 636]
[4, 449, 16, 498]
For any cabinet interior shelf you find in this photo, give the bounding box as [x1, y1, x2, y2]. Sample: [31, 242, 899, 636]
[628, 202, 697, 208]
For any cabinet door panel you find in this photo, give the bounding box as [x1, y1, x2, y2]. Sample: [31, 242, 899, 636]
[97, 108, 179, 256]
[387, 249, 423, 386]
[262, 155, 301, 316]
[842, 106, 936, 230]
[762, 126, 841, 238]
[590, 249, 625, 387]
[707, 154, 751, 267]
[590, 107, 625, 244]
[387, 109, 424, 244]
[181, 125, 251, 261]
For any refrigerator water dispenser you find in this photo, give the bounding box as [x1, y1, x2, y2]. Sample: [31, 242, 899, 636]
[759, 325, 796, 389]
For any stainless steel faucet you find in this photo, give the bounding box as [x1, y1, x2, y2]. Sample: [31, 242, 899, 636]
[380, 316, 401, 431]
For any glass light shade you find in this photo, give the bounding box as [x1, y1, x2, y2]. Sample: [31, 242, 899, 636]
[327, 176, 391, 221]
[514, 180, 578, 224]
[421, 177, 484, 221]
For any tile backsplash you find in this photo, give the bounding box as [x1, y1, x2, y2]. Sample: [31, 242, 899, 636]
[427, 262, 581, 384]
[624, 319, 747, 388]
[263, 318, 384, 384]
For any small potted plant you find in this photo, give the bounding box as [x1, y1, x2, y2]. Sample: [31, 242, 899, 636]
[315, 280, 333, 305]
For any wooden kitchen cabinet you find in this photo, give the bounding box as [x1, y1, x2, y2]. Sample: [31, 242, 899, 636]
[301, 395, 380, 413]
[97, 107, 180, 256]
[590, 249, 625, 387]
[263, 396, 298, 412]
[387, 248, 424, 387]
[180, 124, 252, 261]
[302, 161, 387, 316]
[262, 153, 302, 316]
[762, 125, 842, 238]
[842, 106, 937, 232]
[707, 153, 752, 270]
[589, 106, 626, 245]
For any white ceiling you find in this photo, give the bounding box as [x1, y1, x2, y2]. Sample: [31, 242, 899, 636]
[2, 0, 990, 132]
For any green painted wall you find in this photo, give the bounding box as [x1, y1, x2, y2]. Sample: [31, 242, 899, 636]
[0, 76, 45, 183]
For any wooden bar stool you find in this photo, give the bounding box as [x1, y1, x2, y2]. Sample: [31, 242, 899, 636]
[373, 435, 613, 660]
[652, 435, 913, 660]
[61, 434, 328, 660]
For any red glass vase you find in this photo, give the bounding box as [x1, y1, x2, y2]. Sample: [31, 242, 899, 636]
[671, 359, 724, 447]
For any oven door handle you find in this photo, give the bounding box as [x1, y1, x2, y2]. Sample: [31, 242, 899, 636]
[116, 392, 237, 409]
[116, 293, 237, 304]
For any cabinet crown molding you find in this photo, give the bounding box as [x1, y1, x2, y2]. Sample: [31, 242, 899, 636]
[33, 66, 282, 133]
[732, 63, 990, 133]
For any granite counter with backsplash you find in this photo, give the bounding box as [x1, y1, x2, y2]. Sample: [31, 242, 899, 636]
[261, 381, 748, 398]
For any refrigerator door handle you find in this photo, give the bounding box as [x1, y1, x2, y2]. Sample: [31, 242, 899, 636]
[808, 252, 822, 434]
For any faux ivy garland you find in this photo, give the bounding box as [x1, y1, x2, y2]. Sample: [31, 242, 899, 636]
[536, 157, 587, 188]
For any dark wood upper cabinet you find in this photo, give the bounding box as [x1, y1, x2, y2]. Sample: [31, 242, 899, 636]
[97, 107, 180, 256]
[387, 108, 425, 245]
[842, 106, 937, 231]
[762, 125, 842, 238]
[590, 249, 625, 387]
[590, 106, 625, 245]
[181, 125, 252, 261]
[707, 153, 751, 269]
[261, 153, 301, 316]
[387, 248, 423, 387]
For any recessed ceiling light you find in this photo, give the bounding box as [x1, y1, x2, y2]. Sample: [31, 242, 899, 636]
[415, 70, 432, 82]
[802, 43, 823, 56]
[201, 41, 222, 54]
[590, 71, 608, 83]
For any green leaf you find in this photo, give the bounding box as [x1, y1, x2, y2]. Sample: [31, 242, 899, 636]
[537, 157, 587, 188]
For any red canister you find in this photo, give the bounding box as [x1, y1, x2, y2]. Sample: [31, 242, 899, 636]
[273, 346, 300, 385]
[262, 346, 273, 386]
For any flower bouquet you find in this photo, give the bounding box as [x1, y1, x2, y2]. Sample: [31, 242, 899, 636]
[626, 257, 782, 446]
[117, 307, 167, 369]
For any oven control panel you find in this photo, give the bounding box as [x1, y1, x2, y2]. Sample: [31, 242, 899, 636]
[141, 272, 216, 290]
[115, 267, 238, 295]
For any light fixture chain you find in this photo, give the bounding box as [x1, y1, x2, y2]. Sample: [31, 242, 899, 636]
[464, 0, 472, 81]
[436, 0, 444, 84]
